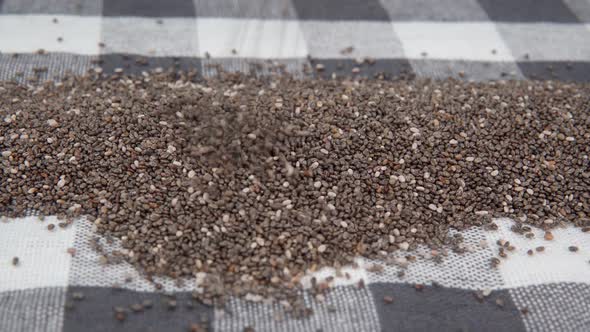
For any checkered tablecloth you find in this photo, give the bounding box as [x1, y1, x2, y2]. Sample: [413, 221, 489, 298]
[1, 1, 590, 331]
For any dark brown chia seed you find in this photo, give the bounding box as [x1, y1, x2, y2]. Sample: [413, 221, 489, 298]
[544, 232, 554, 241]
[115, 311, 126, 322]
[1, 71, 589, 304]
[189, 323, 206, 332]
[130, 303, 143, 312]
[167, 300, 177, 310]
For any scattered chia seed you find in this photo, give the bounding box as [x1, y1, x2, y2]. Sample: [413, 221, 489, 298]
[491, 258, 501, 268]
[473, 291, 484, 303]
[130, 303, 144, 312]
[11, 257, 19, 266]
[189, 323, 205, 332]
[142, 299, 153, 309]
[0, 71, 589, 306]
[115, 311, 126, 322]
[569, 246, 579, 252]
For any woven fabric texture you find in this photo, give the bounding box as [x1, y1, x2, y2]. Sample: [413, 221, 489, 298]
[1, 1, 590, 331]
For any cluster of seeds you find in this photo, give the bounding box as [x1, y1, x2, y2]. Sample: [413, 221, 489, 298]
[1, 71, 589, 304]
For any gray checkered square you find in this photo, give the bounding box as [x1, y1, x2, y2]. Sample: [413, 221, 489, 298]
[102, 0, 195, 17]
[194, 0, 298, 19]
[0, 287, 66, 332]
[0, 53, 94, 82]
[477, 0, 580, 22]
[410, 59, 524, 81]
[380, 0, 490, 21]
[563, 0, 590, 22]
[0, 0, 102, 15]
[510, 283, 590, 332]
[214, 286, 380, 332]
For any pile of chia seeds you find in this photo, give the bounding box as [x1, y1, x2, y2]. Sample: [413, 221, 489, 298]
[1, 71, 589, 306]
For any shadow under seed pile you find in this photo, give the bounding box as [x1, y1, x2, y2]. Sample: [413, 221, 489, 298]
[1, 73, 589, 301]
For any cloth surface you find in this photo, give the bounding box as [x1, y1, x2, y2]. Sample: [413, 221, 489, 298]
[1, 1, 590, 331]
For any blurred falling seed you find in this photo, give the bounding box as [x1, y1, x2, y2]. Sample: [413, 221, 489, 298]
[72, 292, 85, 301]
[142, 299, 153, 308]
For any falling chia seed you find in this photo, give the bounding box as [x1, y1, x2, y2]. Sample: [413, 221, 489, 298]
[142, 299, 153, 309]
[167, 300, 177, 311]
[0, 71, 589, 305]
[130, 303, 144, 312]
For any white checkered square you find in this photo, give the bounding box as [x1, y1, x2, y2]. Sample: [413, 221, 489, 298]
[393, 22, 514, 61]
[197, 18, 308, 58]
[299, 21, 405, 59]
[0, 14, 101, 55]
[496, 23, 590, 61]
[485, 218, 590, 288]
[0, 217, 76, 292]
[101, 17, 200, 57]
